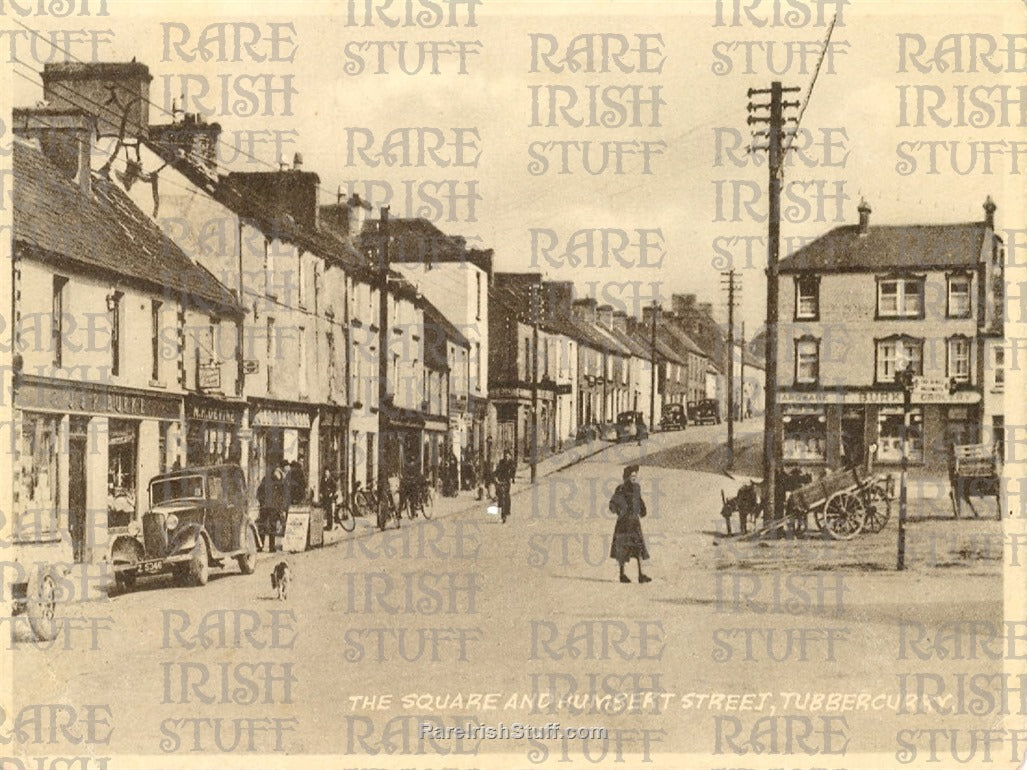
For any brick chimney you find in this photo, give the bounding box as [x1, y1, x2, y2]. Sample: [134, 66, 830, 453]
[544, 281, 574, 319]
[697, 302, 713, 317]
[597, 304, 614, 330]
[642, 305, 660, 327]
[983, 196, 996, 229]
[148, 113, 221, 173]
[13, 107, 93, 197]
[42, 61, 152, 140]
[572, 298, 597, 323]
[857, 198, 871, 235]
[346, 193, 371, 241]
[672, 293, 696, 316]
[225, 164, 322, 232]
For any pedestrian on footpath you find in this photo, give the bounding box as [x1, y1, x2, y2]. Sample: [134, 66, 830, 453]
[495, 450, 515, 523]
[609, 463, 651, 583]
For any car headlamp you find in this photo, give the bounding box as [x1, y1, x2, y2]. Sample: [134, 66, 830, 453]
[165, 513, 179, 530]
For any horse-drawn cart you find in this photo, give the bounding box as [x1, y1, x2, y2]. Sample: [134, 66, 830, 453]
[785, 466, 894, 539]
[949, 442, 1001, 520]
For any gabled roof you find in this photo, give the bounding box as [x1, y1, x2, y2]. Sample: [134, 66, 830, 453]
[778, 223, 987, 273]
[13, 139, 242, 316]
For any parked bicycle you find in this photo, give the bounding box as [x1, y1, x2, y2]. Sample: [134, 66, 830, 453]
[334, 490, 356, 532]
[353, 480, 401, 531]
[400, 471, 435, 520]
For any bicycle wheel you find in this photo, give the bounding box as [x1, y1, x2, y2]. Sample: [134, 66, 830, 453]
[862, 484, 891, 533]
[338, 503, 356, 532]
[388, 495, 401, 529]
[421, 488, 434, 520]
[353, 490, 371, 519]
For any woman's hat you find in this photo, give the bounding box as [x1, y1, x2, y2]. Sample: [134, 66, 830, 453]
[623, 464, 640, 480]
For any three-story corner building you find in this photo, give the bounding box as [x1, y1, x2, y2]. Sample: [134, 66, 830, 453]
[11, 122, 244, 567]
[776, 198, 1004, 471]
[387, 217, 492, 476]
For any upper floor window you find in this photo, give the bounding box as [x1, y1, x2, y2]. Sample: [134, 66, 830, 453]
[150, 300, 163, 382]
[108, 291, 123, 377]
[947, 336, 970, 382]
[52, 275, 68, 368]
[877, 277, 923, 319]
[947, 273, 972, 318]
[876, 335, 923, 383]
[795, 275, 819, 320]
[794, 336, 820, 385]
[994, 345, 1005, 390]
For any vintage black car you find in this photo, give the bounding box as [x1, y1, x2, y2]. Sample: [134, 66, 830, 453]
[660, 402, 687, 431]
[111, 464, 259, 591]
[687, 399, 721, 426]
[615, 411, 649, 442]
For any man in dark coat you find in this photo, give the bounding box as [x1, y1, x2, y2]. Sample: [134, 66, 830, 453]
[494, 450, 515, 523]
[258, 460, 291, 552]
[609, 464, 651, 583]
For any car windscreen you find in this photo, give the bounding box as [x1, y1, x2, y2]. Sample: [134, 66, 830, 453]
[150, 475, 205, 505]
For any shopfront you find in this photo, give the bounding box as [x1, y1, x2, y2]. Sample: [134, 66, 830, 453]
[318, 406, 348, 502]
[15, 374, 182, 564]
[249, 401, 314, 502]
[779, 388, 981, 471]
[186, 395, 244, 467]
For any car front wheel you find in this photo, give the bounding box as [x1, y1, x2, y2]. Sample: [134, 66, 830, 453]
[189, 538, 210, 586]
[237, 524, 258, 575]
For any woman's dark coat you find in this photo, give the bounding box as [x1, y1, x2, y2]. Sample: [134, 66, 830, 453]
[609, 481, 649, 562]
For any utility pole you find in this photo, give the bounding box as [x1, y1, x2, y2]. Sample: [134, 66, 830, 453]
[721, 270, 739, 470]
[748, 81, 800, 534]
[377, 206, 390, 527]
[649, 300, 658, 432]
[739, 321, 746, 422]
[529, 282, 540, 484]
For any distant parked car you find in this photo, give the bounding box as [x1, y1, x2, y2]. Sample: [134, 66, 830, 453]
[688, 399, 721, 426]
[616, 411, 649, 443]
[112, 464, 259, 591]
[660, 402, 687, 431]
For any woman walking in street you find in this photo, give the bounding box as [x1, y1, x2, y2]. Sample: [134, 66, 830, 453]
[609, 464, 651, 583]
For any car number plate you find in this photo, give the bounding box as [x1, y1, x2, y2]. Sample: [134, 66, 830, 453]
[139, 559, 164, 574]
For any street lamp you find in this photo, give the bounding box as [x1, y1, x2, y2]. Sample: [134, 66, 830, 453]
[894, 362, 916, 571]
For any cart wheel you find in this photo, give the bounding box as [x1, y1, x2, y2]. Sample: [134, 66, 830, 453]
[862, 485, 891, 534]
[813, 504, 826, 532]
[824, 491, 865, 540]
[26, 568, 59, 642]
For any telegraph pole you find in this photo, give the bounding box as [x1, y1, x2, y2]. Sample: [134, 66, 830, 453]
[649, 300, 658, 432]
[530, 282, 540, 484]
[721, 270, 739, 470]
[739, 321, 746, 422]
[748, 81, 800, 532]
[377, 206, 390, 527]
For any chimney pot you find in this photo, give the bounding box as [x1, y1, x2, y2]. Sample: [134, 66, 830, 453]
[857, 198, 871, 235]
[293, 152, 303, 170]
[983, 195, 996, 229]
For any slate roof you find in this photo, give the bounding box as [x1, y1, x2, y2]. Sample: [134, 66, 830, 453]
[779, 223, 987, 273]
[13, 139, 242, 316]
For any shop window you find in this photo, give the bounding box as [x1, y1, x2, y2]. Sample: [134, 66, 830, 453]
[782, 407, 826, 462]
[994, 346, 1004, 390]
[947, 273, 971, 317]
[19, 413, 61, 535]
[876, 336, 923, 383]
[877, 277, 923, 318]
[52, 275, 68, 368]
[795, 275, 819, 320]
[107, 419, 138, 528]
[794, 336, 820, 385]
[947, 336, 970, 382]
[876, 407, 923, 463]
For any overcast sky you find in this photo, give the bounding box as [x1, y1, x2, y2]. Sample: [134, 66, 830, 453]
[10, 0, 1026, 334]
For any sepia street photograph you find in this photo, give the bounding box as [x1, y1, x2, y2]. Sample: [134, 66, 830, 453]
[0, 0, 1024, 768]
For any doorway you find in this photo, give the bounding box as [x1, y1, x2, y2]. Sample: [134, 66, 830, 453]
[840, 407, 865, 469]
[68, 417, 88, 563]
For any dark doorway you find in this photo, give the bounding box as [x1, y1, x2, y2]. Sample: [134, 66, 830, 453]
[68, 418, 88, 564]
[840, 408, 865, 469]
